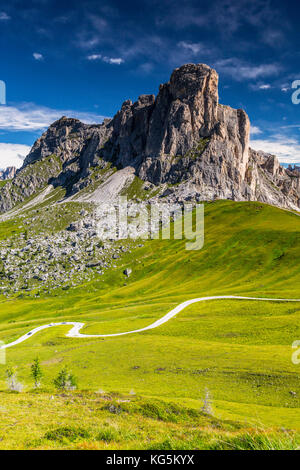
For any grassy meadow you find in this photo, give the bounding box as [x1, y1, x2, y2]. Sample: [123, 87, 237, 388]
[0, 200, 300, 449]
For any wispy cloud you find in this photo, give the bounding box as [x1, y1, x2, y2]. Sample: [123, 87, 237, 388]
[251, 135, 300, 163]
[86, 54, 124, 64]
[250, 126, 263, 135]
[261, 29, 286, 47]
[155, 6, 206, 29]
[0, 143, 31, 169]
[249, 83, 272, 91]
[88, 14, 108, 32]
[156, 0, 285, 37]
[0, 12, 10, 21]
[280, 124, 300, 130]
[137, 62, 154, 74]
[103, 56, 124, 65]
[33, 52, 44, 61]
[178, 41, 205, 54]
[87, 54, 102, 60]
[77, 34, 100, 49]
[0, 103, 107, 131]
[76, 14, 109, 50]
[215, 58, 281, 81]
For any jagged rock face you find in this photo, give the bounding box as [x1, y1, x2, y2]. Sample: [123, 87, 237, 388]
[0, 62, 299, 213]
[108, 64, 221, 173]
[0, 166, 16, 180]
[107, 95, 155, 168]
[0, 118, 112, 212]
[145, 64, 219, 157]
[24, 116, 111, 176]
[0, 155, 62, 213]
[106, 63, 251, 197]
[246, 149, 300, 209]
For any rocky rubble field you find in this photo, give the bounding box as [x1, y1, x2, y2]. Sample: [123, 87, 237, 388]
[0, 209, 139, 297]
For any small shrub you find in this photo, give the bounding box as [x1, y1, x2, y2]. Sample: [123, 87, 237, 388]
[120, 399, 201, 424]
[31, 357, 43, 388]
[136, 401, 186, 423]
[97, 428, 119, 443]
[44, 426, 90, 443]
[53, 367, 77, 391]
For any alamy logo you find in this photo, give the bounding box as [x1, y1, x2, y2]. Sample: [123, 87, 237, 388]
[0, 80, 6, 105]
[292, 80, 300, 105]
[292, 340, 300, 364]
[95, 197, 204, 251]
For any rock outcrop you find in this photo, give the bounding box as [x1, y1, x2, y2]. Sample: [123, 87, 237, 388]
[0, 166, 16, 180]
[0, 63, 299, 213]
[246, 149, 300, 209]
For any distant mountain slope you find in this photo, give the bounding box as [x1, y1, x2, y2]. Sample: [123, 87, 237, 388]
[0, 63, 299, 213]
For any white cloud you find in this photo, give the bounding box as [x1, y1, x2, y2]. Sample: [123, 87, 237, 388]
[138, 62, 154, 74]
[88, 14, 108, 32]
[280, 125, 300, 130]
[250, 83, 272, 91]
[0, 103, 107, 131]
[0, 143, 31, 169]
[86, 54, 124, 64]
[0, 12, 10, 21]
[103, 57, 124, 65]
[87, 54, 102, 60]
[178, 41, 204, 54]
[251, 137, 300, 163]
[250, 126, 263, 135]
[215, 58, 281, 81]
[33, 52, 44, 61]
[259, 84, 271, 89]
[78, 35, 100, 49]
[261, 29, 285, 47]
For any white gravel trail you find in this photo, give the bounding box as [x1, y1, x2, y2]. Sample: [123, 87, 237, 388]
[1, 295, 300, 350]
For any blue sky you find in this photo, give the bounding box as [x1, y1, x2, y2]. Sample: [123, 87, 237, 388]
[0, 0, 300, 168]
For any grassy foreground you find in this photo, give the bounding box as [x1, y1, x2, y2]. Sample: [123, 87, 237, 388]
[0, 200, 300, 448]
[0, 391, 299, 450]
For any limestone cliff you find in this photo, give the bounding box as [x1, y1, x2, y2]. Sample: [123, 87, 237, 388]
[0, 63, 299, 213]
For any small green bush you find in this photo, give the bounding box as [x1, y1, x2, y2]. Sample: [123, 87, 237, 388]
[97, 428, 119, 443]
[53, 367, 77, 391]
[44, 426, 90, 443]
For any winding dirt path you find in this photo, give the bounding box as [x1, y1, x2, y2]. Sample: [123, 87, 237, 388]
[1, 295, 300, 350]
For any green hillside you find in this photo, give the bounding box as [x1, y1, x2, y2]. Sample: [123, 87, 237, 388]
[0, 200, 300, 448]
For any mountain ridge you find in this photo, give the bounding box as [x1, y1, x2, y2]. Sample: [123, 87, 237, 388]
[0, 63, 299, 213]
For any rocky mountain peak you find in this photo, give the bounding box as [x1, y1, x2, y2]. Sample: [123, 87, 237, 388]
[169, 63, 218, 105]
[0, 62, 299, 213]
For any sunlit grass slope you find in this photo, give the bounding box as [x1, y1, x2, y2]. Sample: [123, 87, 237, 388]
[0, 200, 300, 438]
[1, 392, 299, 450]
